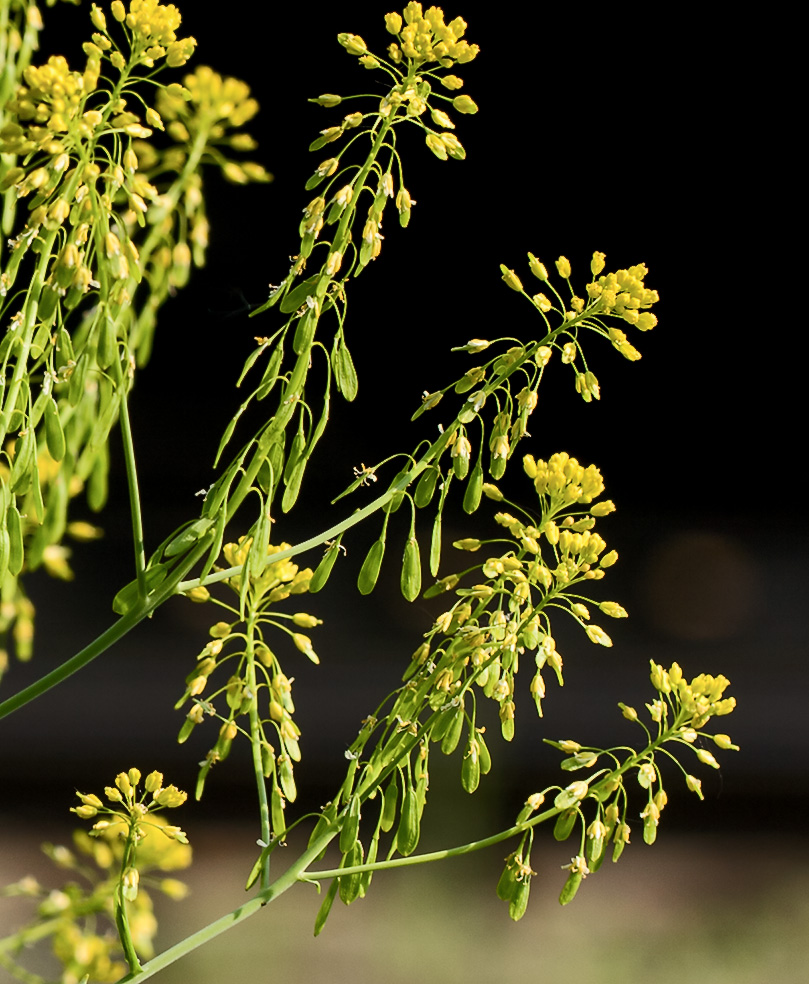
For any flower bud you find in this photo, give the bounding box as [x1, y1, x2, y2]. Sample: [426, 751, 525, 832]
[556, 256, 572, 278]
[591, 251, 606, 275]
[452, 94, 478, 114]
[385, 12, 403, 33]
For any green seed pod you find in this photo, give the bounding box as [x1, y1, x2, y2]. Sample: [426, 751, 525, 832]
[440, 702, 465, 755]
[67, 353, 90, 406]
[476, 731, 492, 774]
[279, 756, 297, 803]
[642, 816, 657, 845]
[339, 795, 361, 854]
[9, 427, 35, 495]
[359, 829, 379, 897]
[332, 337, 359, 402]
[0, 526, 10, 581]
[430, 702, 457, 743]
[309, 537, 343, 593]
[37, 284, 59, 324]
[395, 784, 420, 857]
[496, 855, 519, 902]
[380, 774, 399, 832]
[414, 467, 439, 508]
[282, 458, 307, 512]
[314, 878, 339, 936]
[357, 537, 385, 595]
[461, 741, 480, 793]
[558, 869, 583, 906]
[7, 504, 24, 576]
[271, 784, 286, 839]
[452, 450, 470, 480]
[280, 275, 320, 314]
[43, 398, 66, 462]
[509, 876, 531, 921]
[463, 460, 483, 514]
[553, 807, 578, 842]
[96, 316, 117, 369]
[429, 510, 442, 578]
[338, 840, 364, 905]
[489, 452, 507, 480]
[292, 307, 317, 356]
[177, 717, 196, 744]
[400, 536, 422, 602]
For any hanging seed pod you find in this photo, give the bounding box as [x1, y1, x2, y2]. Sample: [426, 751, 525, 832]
[67, 353, 90, 407]
[7, 504, 24, 576]
[0, 526, 10, 581]
[338, 840, 364, 905]
[292, 307, 317, 355]
[476, 730, 492, 774]
[314, 879, 339, 936]
[461, 739, 481, 793]
[256, 344, 284, 401]
[309, 536, 343, 593]
[489, 452, 507, 480]
[400, 535, 422, 602]
[553, 807, 578, 841]
[270, 784, 286, 839]
[395, 784, 420, 857]
[380, 773, 399, 832]
[279, 755, 297, 803]
[43, 398, 66, 461]
[281, 458, 307, 512]
[496, 855, 519, 901]
[463, 459, 483, 514]
[339, 795, 361, 854]
[559, 868, 584, 906]
[440, 700, 465, 755]
[9, 427, 35, 495]
[332, 336, 359, 402]
[359, 827, 379, 897]
[96, 315, 117, 369]
[414, 467, 439, 508]
[429, 509, 442, 578]
[357, 536, 385, 595]
[509, 875, 531, 921]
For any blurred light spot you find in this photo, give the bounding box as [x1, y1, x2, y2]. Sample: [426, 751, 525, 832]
[641, 532, 760, 640]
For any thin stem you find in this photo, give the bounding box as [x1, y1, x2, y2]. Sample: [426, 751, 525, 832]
[116, 826, 340, 983]
[245, 605, 272, 889]
[118, 390, 147, 597]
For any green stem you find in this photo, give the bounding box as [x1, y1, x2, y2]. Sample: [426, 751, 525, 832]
[116, 825, 340, 983]
[245, 604, 272, 889]
[115, 829, 143, 976]
[118, 389, 147, 597]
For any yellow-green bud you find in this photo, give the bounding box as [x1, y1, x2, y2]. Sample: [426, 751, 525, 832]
[591, 251, 606, 275]
[385, 12, 403, 33]
[314, 93, 342, 107]
[441, 75, 464, 90]
[527, 252, 549, 281]
[713, 734, 739, 750]
[452, 94, 479, 114]
[599, 550, 618, 568]
[696, 749, 720, 769]
[590, 500, 615, 517]
[482, 483, 503, 501]
[111, 1, 125, 22]
[500, 265, 523, 291]
[556, 256, 572, 279]
[292, 612, 322, 628]
[145, 771, 163, 793]
[598, 601, 628, 618]
[618, 702, 638, 721]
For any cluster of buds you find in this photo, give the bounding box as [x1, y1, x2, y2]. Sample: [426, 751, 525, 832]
[383, 4, 479, 66]
[177, 541, 319, 824]
[106, 0, 196, 66]
[414, 456, 625, 736]
[71, 768, 189, 905]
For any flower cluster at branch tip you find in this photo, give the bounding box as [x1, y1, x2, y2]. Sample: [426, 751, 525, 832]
[407, 455, 623, 747]
[5, 772, 191, 981]
[177, 541, 318, 819]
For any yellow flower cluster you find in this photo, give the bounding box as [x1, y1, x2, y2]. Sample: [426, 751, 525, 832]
[157, 66, 271, 184]
[223, 538, 313, 602]
[523, 452, 605, 505]
[0, 55, 85, 155]
[384, 3, 480, 66]
[650, 661, 736, 726]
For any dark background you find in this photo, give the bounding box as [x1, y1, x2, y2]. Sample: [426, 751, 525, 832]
[1, 5, 805, 980]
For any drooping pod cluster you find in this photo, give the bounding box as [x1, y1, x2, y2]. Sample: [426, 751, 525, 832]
[0, 2, 268, 675]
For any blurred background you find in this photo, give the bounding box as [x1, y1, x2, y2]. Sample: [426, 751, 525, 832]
[1, 2, 806, 982]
